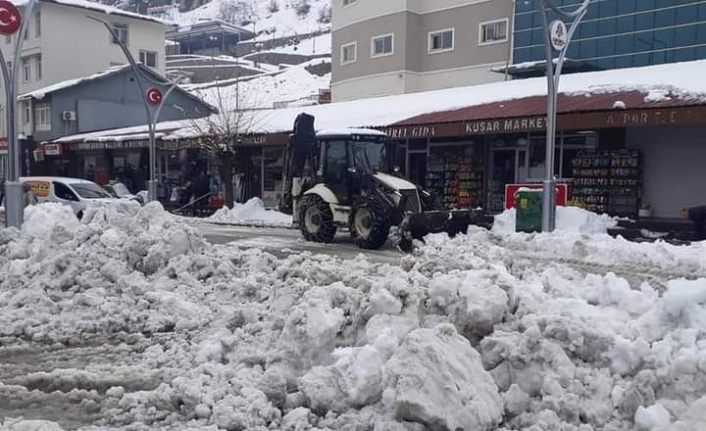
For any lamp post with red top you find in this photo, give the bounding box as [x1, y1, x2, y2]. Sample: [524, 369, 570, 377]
[0, 0, 38, 228]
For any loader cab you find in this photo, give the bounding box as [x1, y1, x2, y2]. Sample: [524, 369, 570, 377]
[317, 129, 389, 205]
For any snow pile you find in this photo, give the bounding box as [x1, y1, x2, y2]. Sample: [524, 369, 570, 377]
[3, 204, 706, 430]
[493, 206, 618, 234]
[209, 197, 292, 227]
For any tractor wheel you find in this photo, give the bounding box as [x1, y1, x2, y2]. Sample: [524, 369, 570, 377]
[350, 196, 391, 250]
[299, 194, 337, 243]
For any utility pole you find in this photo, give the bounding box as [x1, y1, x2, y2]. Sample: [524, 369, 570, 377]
[537, 0, 592, 232]
[1, 0, 38, 228]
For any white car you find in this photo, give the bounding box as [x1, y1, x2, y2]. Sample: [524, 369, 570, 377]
[19, 176, 115, 217]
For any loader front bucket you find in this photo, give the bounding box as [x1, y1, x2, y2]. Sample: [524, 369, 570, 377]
[398, 209, 486, 252]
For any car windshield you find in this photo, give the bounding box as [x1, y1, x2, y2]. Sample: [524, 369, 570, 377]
[70, 183, 113, 199]
[110, 183, 131, 197]
[350, 140, 386, 172]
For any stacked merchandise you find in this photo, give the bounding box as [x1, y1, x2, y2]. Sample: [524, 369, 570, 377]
[572, 150, 641, 217]
[425, 154, 484, 210]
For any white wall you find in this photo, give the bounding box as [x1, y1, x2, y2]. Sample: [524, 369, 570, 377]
[332, 61, 506, 102]
[627, 126, 706, 218]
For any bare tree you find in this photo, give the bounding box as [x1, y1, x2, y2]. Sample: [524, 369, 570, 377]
[218, 0, 256, 26]
[188, 84, 266, 208]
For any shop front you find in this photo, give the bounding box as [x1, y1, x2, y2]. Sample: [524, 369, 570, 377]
[384, 101, 706, 220]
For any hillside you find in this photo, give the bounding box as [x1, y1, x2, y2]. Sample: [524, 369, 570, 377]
[177, 0, 332, 41]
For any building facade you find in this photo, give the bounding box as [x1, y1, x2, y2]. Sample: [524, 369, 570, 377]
[331, 0, 514, 102]
[0, 0, 169, 180]
[512, 0, 706, 77]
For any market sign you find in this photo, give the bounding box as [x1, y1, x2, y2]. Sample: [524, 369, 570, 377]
[550, 20, 568, 52]
[26, 180, 50, 198]
[505, 183, 569, 210]
[465, 116, 546, 135]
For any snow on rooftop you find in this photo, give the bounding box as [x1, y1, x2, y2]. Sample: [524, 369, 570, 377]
[19, 64, 132, 100]
[16, 0, 171, 25]
[54, 59, 706, 144]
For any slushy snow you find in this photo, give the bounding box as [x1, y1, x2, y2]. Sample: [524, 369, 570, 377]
[2, 202, 706, 430]
[208, 197, 292, 227]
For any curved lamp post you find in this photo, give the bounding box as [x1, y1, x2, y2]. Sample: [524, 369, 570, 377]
[1, 0, 38, 227]
[538, 0, 592, 232]
[88, 15, 181, 203]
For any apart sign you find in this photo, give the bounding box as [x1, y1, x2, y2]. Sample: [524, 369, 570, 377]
[550, 20, 567, 52]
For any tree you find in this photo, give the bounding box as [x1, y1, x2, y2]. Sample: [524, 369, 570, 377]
[267, 0, 279, 14]
[317, 4, 331, 23]
[294, 0, 310, 17]
[189, 84, 265, 208]
[218, 0, 255, 26]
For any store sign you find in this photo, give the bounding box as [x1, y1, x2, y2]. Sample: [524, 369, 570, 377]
[384, 126, 437, 139]
[44, 143, 63, 156]
[505, 183, 569, 210]
[550, 20, 568, 52]
[0, 137, 7, 154]
[465, 116, 546, 135]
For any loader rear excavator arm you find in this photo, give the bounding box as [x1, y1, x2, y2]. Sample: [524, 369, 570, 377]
[280, 113, 319, 215]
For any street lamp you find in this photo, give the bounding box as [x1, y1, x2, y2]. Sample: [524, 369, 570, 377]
[1, 0, 38, 228]
[89, 16, 182, 203]
[538, 0, 592, 232]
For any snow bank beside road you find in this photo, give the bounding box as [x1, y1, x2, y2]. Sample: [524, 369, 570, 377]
[3, 203, 706, 430]
[209, 197, 292, 227]
[493, 206, 618, 234]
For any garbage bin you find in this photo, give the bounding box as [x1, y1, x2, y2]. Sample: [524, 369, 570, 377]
[516, 190, 543, 233]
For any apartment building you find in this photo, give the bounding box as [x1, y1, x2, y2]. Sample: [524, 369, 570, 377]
[331, 0, 513, 102]
[510, 0, 706, 77]
[0, 0, 169, 179]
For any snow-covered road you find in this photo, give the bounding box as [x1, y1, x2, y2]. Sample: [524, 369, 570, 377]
[2, 202, 706, 431]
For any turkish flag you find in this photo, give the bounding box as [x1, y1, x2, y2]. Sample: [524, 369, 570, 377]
[0, 0, 21, 36]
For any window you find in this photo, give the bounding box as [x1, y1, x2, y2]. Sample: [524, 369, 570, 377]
[139, 50, 157, 67]
[324, 141, 348, 185]
[428, 29, 454, 53]
[35, 9, 41, 37]
[35, 55, 41, 81]
[53, 182, 78, 202]
[23, 102, 31, 125]
[111, 23, 128, 45]
[34, 102, 51, 131]
[21, 58, 30, 82]
[479, 19, 508, 45]
[342, 0, 357, 6]
[371, 34, 393, 58]
[340, 42, 357, 65]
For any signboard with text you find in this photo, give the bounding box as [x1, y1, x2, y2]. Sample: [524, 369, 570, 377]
[505, 183, 569, 210]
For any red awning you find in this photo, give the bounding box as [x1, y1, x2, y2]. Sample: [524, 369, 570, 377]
[394, 90, 704, 126]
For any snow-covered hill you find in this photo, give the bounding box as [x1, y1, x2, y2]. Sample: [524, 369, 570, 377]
[178, 0, 332, 41]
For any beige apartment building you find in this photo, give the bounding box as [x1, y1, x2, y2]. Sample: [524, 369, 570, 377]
[331, 0, 513, 102]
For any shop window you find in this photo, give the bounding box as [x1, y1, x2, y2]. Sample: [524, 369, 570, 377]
[615, 34, 635, 55]
[700, 3, 706, 21]
[514, 30, 531, 48]
[617, 0, 636, 15]
[675, 25, 697, 47]
[263, 148, 284, 208]
[515, 13, 532, 31]
[698, 23, 706, 45]
[636, 0, 655, 12]
[597, 18, 616, 36]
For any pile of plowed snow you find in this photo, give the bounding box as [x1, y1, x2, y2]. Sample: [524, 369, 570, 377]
[209, 197, 292, 227]
[1, 203, 706, 431]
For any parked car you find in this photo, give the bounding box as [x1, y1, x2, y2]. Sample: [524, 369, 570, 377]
[18, 176, 115, 218]
[104, 181, 145, 205]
